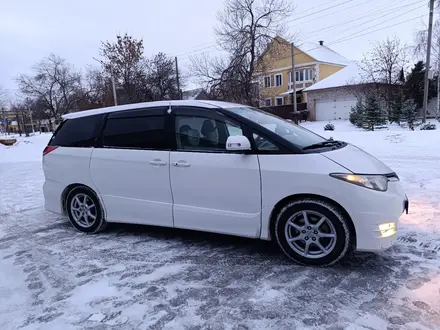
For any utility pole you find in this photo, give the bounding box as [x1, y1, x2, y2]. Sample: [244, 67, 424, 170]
[423, 0, 435, 123]
[291, 42, 298, 122]
[110, 68, 118, 106]
[175, 57, 181, 100]
[93, 57, 117, 106]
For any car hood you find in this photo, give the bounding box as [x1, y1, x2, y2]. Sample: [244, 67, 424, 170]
[321, 143, 393, 174]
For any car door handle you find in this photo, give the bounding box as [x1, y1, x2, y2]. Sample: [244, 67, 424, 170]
[172, 161, 191, 167]
[149, 159, 167, 166]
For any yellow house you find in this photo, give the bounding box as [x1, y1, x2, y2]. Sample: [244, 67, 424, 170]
[256, 36, 351, 107]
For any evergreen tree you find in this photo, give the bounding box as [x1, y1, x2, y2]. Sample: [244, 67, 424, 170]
[401, 99, 418, 130]
[389, 94, 404, 124]
[363, 95, 384, 131]
[349, 99, 364, 128]
[404, 61, 436, 110]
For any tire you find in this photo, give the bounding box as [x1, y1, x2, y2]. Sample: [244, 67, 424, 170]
[66, 186, 107, 234]
[274, 198, 353, 266]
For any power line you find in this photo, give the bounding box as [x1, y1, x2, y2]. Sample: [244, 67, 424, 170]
[286, 0, 354, 23]
[174, 0, 345, 57]
[302, 0, 422, 38]
[321, 3, 426, 46]
[176, 0, 426, 61]
[290, 0, 374, 29]
[175, 0, 357, 59]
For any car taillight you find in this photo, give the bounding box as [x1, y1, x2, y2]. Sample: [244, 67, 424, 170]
[43, 146, 58, 156]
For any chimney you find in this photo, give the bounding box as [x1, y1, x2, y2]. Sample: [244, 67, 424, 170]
[319, 40, 324, 46]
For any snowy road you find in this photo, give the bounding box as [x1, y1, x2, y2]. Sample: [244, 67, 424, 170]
[1, 123, 440, 329]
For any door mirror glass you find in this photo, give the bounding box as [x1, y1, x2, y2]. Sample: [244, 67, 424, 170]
[226, 135, 251, 151]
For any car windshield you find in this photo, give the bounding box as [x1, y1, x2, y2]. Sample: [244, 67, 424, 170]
[227, 107, 328, 149]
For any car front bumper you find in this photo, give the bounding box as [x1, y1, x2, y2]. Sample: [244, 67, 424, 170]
[344, 183, 408, 252]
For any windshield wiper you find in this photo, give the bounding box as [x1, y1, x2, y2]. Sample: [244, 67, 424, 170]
[302, 140, 343, 150]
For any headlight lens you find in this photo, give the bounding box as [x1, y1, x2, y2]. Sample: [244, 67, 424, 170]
[330, 173, 389, 191]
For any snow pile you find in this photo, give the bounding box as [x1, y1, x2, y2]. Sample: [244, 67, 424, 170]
[0, 133, 51, 163]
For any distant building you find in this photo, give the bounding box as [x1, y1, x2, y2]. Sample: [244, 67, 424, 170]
[182, 88, 209, 101]
[255, 36, 351, 108]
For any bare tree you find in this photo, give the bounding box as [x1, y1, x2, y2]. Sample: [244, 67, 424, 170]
[191, 0, 293, 105]
[0, 85, 7, 110]
[16, 54, 81, 130]
[360, 36, 408, 115]
[99, 33, 148, 104]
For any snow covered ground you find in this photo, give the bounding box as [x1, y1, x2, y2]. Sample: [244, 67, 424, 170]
[1, 121, 440, 329]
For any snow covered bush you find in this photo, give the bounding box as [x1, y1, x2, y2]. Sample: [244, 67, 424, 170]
[420, 123, 436, 130]
[324, 123, 335, 131]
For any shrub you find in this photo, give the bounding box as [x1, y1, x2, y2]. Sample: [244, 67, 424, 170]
[349, 100, 364, 128]
[324, 123, 335, 131]
[420, 123, 436, 130]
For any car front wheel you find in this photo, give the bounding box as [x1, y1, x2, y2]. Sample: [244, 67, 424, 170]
[274, 198, 353, 266]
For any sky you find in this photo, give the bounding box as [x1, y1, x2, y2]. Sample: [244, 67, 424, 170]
[0, 0, 431, 100]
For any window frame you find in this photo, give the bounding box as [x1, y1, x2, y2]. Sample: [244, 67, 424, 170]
[264, 98, 272, 107]
[96, 106, 170, 150]
[275, 73, 283, 87]
[48, 114, 106, 148]
[275, 97, 284, 106]
[263, 76, 272, 88]
[170, 106, 289, 155]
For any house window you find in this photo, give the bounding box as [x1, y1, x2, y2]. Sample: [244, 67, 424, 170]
[275, 74, 283, 87]
[305, 69, 313, 81]
[264, 98, 272, 107]
[264, 76, 271, 88]
[275, 97, 284, 106]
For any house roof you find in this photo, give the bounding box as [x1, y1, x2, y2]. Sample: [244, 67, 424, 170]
[182, 88, 205, 100]
[298, 41, 351, 66]
[260, 37, 351, 67]
[303, 61, 362, 92]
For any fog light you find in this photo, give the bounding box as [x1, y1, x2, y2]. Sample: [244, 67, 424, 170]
[379, 222, 396, 238]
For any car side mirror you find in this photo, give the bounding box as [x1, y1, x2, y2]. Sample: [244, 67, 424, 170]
[226, 135, 251, 151]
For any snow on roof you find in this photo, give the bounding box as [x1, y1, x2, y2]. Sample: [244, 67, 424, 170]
[304, 61, 362, 92]
[182, 88, 204, 100]
[298, 42, 351, 66]
[62, 100, 247, 120]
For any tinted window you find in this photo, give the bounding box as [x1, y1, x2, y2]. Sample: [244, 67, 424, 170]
[253, 133, 279, 151]
[227, 106, 327, 149]
[103, 116, 166, 150]
[175, 115, 243, 151]
[49, 114, 104, 147]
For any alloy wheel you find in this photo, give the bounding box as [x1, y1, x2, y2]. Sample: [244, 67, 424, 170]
[284, 210, 337, 259]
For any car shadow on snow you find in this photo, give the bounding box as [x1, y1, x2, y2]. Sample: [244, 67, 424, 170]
[102, 222, 396, 270]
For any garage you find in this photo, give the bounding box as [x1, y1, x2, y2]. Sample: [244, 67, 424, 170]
[315, 95, 357, 121]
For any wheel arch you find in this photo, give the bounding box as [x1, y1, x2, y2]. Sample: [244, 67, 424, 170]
[268, 193, 357, 245]
[61, 183, 105, 218]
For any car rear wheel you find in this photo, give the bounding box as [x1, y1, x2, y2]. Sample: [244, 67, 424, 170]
[66, 186, 107, 233]
[274, 198, 353, 266]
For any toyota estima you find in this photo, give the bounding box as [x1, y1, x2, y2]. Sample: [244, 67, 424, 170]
[43, 100, 408, 266]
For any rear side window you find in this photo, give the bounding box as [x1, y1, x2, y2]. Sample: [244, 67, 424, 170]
[102, 116, 167, 150]
[49, 114, 104, 147]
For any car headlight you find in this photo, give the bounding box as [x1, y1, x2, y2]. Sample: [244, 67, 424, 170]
[330, 173, 389, 192]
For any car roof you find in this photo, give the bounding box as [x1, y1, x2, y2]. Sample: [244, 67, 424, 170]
[62, 100, 247, 120]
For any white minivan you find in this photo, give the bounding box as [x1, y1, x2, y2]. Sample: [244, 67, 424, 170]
[43, 100, 408, 266]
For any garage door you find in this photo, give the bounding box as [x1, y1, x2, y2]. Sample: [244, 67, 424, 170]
[315, 96, 357, 121]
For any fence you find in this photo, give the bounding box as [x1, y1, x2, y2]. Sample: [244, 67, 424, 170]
[260, 103, 308, 122]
